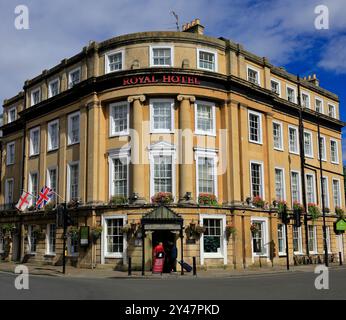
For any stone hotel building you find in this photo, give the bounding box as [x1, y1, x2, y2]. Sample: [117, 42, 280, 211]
[0, 20, 345, 271]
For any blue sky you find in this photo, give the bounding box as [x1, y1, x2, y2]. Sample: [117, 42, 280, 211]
[0, 0, 345, 159]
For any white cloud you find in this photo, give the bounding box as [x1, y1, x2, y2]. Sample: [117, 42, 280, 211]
[318, 36, 346, 73]
[0, 0, 345, 107]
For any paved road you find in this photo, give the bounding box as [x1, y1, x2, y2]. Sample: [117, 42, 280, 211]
[1, 268, 345, 300]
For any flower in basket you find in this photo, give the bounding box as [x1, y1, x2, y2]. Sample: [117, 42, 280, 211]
[151, 192, 174, 204]
[250, 223, 259, 234]
[91, 225, 103, 242]
[252, 196, 265, 208]
[293, 201, 304, 213]
[120, 224, 132, 234]
[335, 206, 345, 219]
[277, 200, 287, 213]
[194, 225, 206, 235]
[198, 193, 218, 206]
[68, 226, 79, 241]
[225, 224, 236, 239]
[308, 203, 321, 221]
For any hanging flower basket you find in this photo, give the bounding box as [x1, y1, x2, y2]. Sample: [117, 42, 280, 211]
[91, 226, 103, 243]
[185, 223, 206, 239]
[250, 223, 259, 235]
[225, 225, 236, 239]
[335, 206, 345, 219]
[68, 226, 79, 241]
[120, 224, 132, 234]
[293, 201, 304, 214]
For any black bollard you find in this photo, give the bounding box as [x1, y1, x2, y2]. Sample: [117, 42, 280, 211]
[193, 257, 197, 276]
[339, 252, 343, 266]
[128, 257, 132, 276]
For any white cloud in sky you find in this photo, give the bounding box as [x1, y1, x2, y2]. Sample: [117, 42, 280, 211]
[0, 0, 345, 104]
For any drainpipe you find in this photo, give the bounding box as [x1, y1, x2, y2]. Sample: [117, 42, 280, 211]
[297, 75, 310, 259]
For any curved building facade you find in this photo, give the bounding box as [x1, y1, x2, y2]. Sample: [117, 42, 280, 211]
[0, 21, 345, 270]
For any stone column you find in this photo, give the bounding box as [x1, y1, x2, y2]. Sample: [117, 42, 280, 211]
[177, 95, 195, 203]
[128, 95, 146, 204]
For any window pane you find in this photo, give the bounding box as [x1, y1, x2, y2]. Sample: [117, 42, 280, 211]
[111, 103, 128, 134]
[197, 104, 213, 133]
[113, 158, 127, 196]
[198, 157, 215, 194]
[251, 163, 262, 197]
[152, 102, 171, 130]
[203, 219, 222, 253]
[154, 156, 172, 193]
[153, 48, 171, 66]
[273, 123, 282, 149]
[106, 219, 124, 253]
[199, 51, 215, 70]
[249, 113, 260, 142]
[108, 53, 122, 71]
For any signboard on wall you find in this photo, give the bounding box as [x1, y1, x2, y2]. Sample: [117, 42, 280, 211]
[80, 226, 89, 246]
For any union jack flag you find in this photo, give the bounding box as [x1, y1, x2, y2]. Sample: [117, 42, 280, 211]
[35, 186, 54, 209]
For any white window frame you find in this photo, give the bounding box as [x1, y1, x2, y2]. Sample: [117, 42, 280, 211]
[200, 213, 227, 265]
[249, 160, 265, 199]
[277, 223, 286, 256]
[195, 149, 218, 199]
[48, 78, 60, 98]
[305, 173, 316, 204]
[108, 148, 130, 199]
[7, 106, 16, 123]
[194, 100, 216, 136]
[47, 119, 59, 151]
[5, 178, 14, 204]
[6, 141, 15, 165]
[109, 101, 130, 137]
[102, 214, 127, 260]
[308, 225, 318, 254]
[321, 176, 330, 210]
[67, 161, 80, 202]
[332, 178, 342, 209]
[31, 87, 41, 106]
[286, 85, 297, 103]
[67, 111, 80, 145]
[68, 67, 81, 89]
[28, 171, 39, 206]
[328, 103, 336, 118]
[46, 223, 56, 255]
[315, 97, 324, 113]
[293, 226, 303, 255]
[248, 110, 263, 144]
[46, 166, 58, 201]
[28, 225, 37, 254]
[149, 141, 176, 199]
[303, 130, 313, 158]
[288, 125, 299, 154]
[149, 98, 175, 134]
[290, 170, 302, 206]
[270, 78, 281, 96]
[272, 120, 284, 151]
[251, 216, 269, 259]
[197, 48, 218, 72]
[330, 139, 339, 164]
[105, 49, 125, 74]
[317, 135, 327, 162]
[274, 167, 286, 201]
[301, 91, 311, 109]
[149, 45, 174, 67]
[29, 126, 40, 156]
[246, 65, 261, 85]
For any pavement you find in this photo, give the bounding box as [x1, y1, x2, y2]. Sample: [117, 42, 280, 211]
[0, 260, 345, 279]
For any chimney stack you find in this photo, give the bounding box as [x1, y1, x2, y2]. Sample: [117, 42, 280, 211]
[182, 18, 204, 35]
[305, 73, 319, 86]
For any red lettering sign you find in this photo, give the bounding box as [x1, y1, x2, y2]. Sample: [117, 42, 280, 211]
[123, 75, 200, 86]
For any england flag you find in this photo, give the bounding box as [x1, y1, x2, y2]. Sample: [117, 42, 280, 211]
[15, 191, 31, 212]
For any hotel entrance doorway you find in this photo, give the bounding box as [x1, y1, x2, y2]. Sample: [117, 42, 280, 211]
[152, 230, 176, 273]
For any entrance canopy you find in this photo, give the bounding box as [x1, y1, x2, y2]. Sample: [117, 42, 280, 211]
[141, 206, 183, 231]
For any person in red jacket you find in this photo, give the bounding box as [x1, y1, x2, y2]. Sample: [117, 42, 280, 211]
[152, 242, 165, 273]
[154, 242, 165, 258]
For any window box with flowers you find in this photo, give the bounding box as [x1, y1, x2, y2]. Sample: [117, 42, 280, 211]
[109, 196, 128, 206]
[198, 193, 218, 206]
[151, 192, 174, 204]
[308, 203, 321, 223]
[252, 196, 265, 208]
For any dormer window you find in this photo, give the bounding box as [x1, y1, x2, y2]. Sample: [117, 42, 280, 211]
[8, 107, 16, 123]
[247, 66, 260, 85]
[150, 46, 173, 67]
[31, 88, 41, 106]
[49, 78, 60, 98]
[106, 51, 124, 73]
[68, 68, 81, 89]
